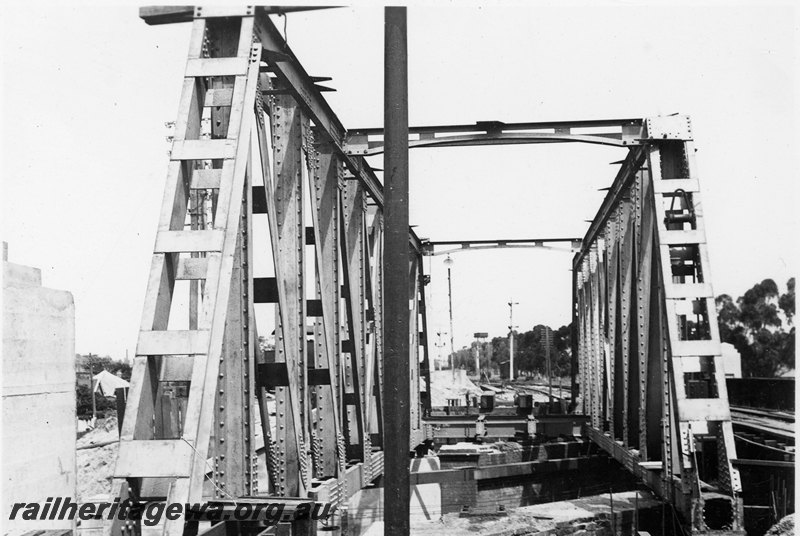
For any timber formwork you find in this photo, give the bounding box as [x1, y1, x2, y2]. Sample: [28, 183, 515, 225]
[573, 115, 744, 535]
[111, 8, 429, 536]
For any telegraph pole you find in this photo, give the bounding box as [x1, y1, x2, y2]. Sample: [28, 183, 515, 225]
[88, 352, 97, 421]
[444, 255, 455, 369]
[508, 301, 518, 380]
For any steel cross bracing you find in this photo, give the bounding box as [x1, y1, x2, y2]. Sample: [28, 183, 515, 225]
[345, 118, 646, 155]
[421, 238, 583, 257]
[350, 118, 746, 535]
[572, 115, 744, 535]
[116, 7, 742, 536]
[111, 8, 431, 536]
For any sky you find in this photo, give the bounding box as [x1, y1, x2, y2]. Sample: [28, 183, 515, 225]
[2, 2, 798, 360]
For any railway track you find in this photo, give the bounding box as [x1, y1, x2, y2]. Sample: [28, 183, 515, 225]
[730, 405, 795, 442]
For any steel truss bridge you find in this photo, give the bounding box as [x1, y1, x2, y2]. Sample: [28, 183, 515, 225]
[110, 6, 744, 536]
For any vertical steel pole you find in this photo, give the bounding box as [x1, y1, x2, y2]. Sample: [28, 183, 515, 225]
[547, 329, 552, 405]
[509, 329, 514, 379]
[447, 268, 454, 365]
[571, 265, 579, 404]
[446, 258, 455, 368]
[384, 7, 410, 536]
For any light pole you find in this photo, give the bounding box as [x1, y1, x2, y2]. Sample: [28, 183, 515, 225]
[508, 301, 518, 380]
[444, 255, 455, 370]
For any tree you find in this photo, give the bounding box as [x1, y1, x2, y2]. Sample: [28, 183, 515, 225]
[78, 353, 132, 380]
[738, 279, 781, 331]
[715, 278, 795, 377]
[81, 354, 113, 374]
[76, 384, 116, 418]
[779, 277, 795, 321]
[487, 323, 574, 378]
[552, 324, 572, 376]
[490, 336, 509, 368]
[106, 360, 132, 381]
[76, 384, 94, 417]
[76, 354, 131, 416]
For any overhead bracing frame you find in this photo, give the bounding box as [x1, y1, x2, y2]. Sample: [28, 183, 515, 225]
[572, 115, 744, 535]
[346, 118, 646, 154]
[111, 7, 429, 536]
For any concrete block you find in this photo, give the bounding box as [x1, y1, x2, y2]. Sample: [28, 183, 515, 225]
[3, 261, 76, 533]
[410, 456, 441, 521]
[3, 261, 42, 288]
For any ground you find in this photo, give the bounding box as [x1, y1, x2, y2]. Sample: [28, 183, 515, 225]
[765, 514, 794, 536]
[76, 417, 118, 500]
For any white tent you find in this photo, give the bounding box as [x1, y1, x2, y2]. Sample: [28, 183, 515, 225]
[93, 370, 130, 396]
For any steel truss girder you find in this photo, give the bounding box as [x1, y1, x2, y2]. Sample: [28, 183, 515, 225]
[113, 10, 430, 536]
[573, 116, 744, 535]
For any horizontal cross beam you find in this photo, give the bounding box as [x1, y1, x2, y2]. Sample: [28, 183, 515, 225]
[423, 414, 588, 439]
[410, 455, 605, 485]
[140, 6, 338, 25]
[346, 118, 645, 156]
[423, 237, 582, 256]
[426, 237, 582, 246]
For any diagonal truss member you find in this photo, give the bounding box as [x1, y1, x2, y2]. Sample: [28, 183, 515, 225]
[110, 8, 431, 536]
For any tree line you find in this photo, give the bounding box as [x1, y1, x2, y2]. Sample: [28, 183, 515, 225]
[716, 277, 794, 377]
[449, 324, 572, 379]
[72, 277, 794, 414]
[447, 277, 794, 379]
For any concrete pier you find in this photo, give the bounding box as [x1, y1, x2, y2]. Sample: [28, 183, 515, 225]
[3, 245, 76, 533]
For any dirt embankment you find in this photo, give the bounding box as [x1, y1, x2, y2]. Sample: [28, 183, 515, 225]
[76, 417, 119, 500]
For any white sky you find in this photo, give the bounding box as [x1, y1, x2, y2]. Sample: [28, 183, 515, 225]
[2, 2, 797, 359]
